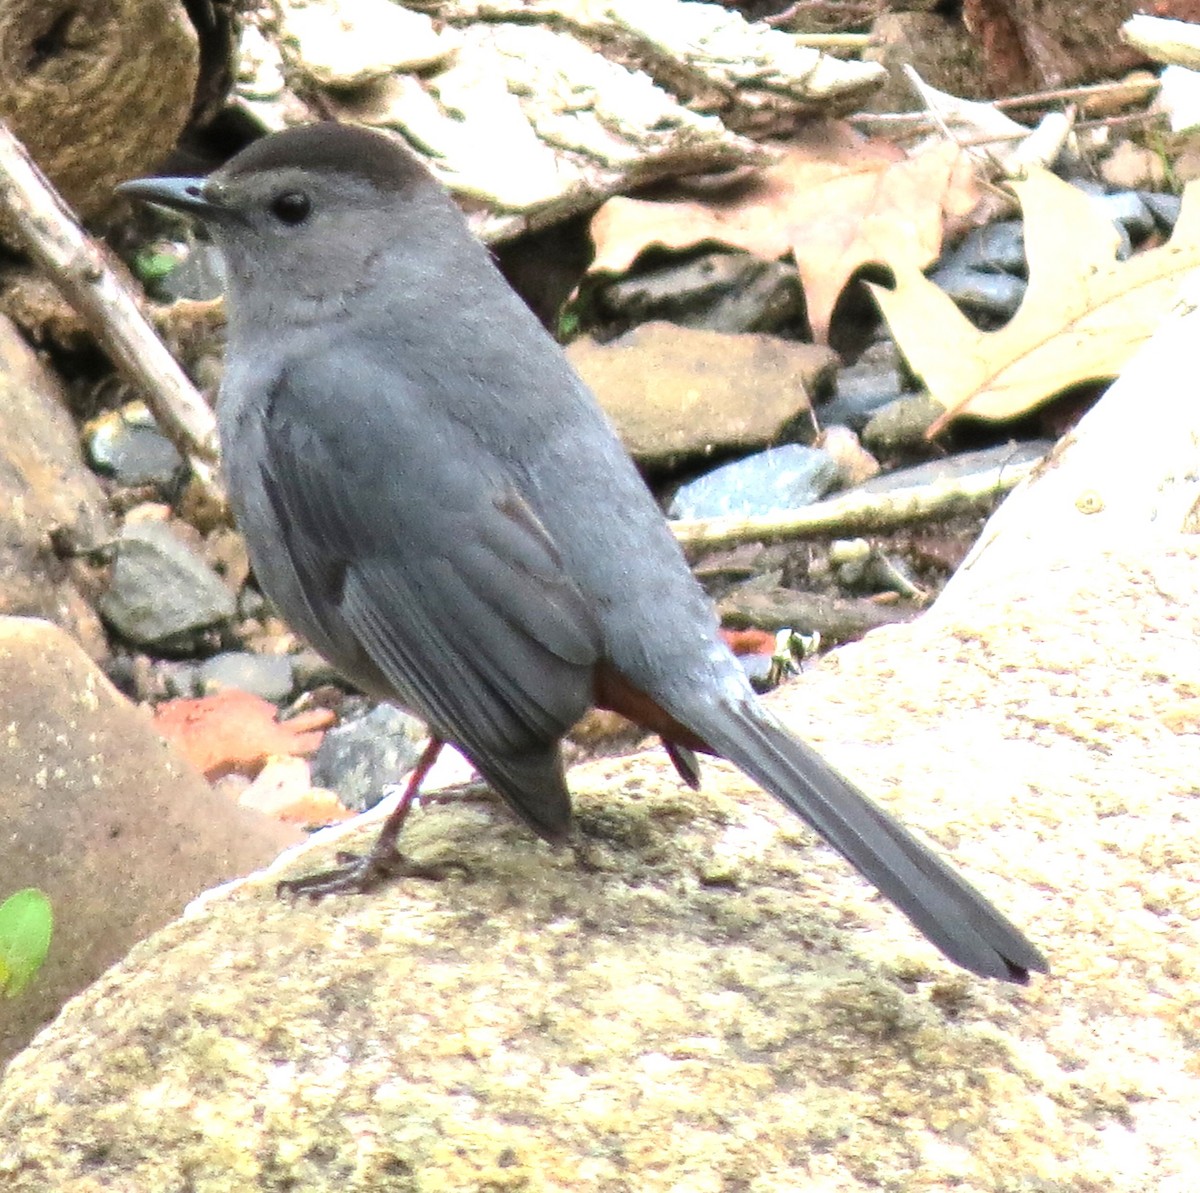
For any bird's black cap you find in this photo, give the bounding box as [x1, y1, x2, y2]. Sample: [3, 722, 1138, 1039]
[218, 122, 436, 195]
[118, 123, 438, 219]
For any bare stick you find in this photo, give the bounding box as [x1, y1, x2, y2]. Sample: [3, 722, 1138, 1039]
[994, 76, 1160, 111]
[0, 120, 225, 508]
[670, 452, 1043, 550]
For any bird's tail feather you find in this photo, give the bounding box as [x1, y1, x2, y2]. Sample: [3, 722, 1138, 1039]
[469, 745, 574, 845]
[686, 703, 1047, 982]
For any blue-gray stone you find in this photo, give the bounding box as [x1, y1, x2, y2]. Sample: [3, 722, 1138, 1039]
[599, 252, 804, 335]
[930, 263, 1026, 320]
[86, 406, 184, 486]
[819, 360, 905, 430]
[1095, 191, 1154, 241]
[850, 441, 1054, 496]
[943, 221, 1026, 275]
[668, 443, 840, 520]
[311, 703, 427, 813]
[97, 521, 236, 649]
[198, 651, 296, 703]
[1141, 191, 1182, 233]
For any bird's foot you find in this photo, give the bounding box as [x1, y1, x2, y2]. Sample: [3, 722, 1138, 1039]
[276, 847, 454, 899]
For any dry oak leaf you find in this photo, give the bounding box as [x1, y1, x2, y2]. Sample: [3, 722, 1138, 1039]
[589, 121, 983, 342]
[153, 689, 334, 782]
[870, 168, 1200, 436]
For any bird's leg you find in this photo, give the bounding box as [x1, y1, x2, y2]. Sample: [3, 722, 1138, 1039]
[277, 735, 448, 898]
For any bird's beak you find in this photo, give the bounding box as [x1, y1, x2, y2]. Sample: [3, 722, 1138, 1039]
[117, 176, 230, 223]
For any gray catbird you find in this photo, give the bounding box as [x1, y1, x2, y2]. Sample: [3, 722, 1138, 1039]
[121, 123, 1047, 982]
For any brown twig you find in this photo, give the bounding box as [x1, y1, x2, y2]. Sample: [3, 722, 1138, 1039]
[1075, 109, 1168, 133]
[993, 76, 1160, 112]
[850, 76, 1161, 131]
[765, 0, 881, 31]
[670, 452, 1043, 549]
[0, 120, 225, 511]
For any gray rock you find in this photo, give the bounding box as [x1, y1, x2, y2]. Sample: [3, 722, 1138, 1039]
[861, 392, 945, 454]
[98, 521, 237, 649]
[946, 220, 1026, 275]
[1095, 190, 1154, 241]
[311, 702, 427, 812]
[599, 251, 804, 335]
[852, 440, 1054, 495]
[820, 358, 906, 429]
[929, 220, 1028, 323]
[198, 651, 296, 703]
[1068, 177, 1105, 198]
[669, 443, 840, 520]
[930, 262, 1026, 320]
[1141, 191, 1182, 232]
[85, 402, 184, 486]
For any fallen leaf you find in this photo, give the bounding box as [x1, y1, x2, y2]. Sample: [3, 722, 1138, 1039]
[589, 121, 984, 342]
[869, 169, 1200, 434]
[0, 889, 53, 999]
[721, 627, 777, 657]
[153, 689, 335, 781]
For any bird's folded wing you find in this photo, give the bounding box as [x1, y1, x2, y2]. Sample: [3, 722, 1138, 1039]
[256, 372, 602, 758]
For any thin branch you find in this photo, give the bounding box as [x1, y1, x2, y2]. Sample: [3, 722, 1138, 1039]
[994, 76, 1160, 111]
[850, 76, 1161, 133]
[670, 451, 1043, 550]
[0, 120, 225, 511]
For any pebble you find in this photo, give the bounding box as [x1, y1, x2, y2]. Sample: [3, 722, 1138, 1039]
[848, 440, 1054, 496]
[1093, 190, 1154, 243]
[310, 703, 428, 813]
[926, 220, 1028, 322]
[97, 520, 236, 650]
[929, 264, 1026, 320]
[668, 443, 841, 520]
[597, 252, 804, 335]
[197, 651, 296, 703]
[820, 357, 906, 430]
[820, 425, 880, 488]
[946, 221, 1026, 275]
[1141, 191, 1182, 233]
[861, 393, 945, 455]
[1158, 63, 1200, 134]
[84, 402, 184, 487]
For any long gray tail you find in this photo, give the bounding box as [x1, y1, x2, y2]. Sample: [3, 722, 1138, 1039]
[686, 703, 1047, 982]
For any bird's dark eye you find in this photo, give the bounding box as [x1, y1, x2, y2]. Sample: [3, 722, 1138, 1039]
[269, 191, 311, 225]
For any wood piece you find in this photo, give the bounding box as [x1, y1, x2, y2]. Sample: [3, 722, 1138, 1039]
[671, 452, 1043, 550]
[0, 121, 225, 512]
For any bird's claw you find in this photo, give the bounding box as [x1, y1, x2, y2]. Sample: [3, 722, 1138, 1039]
[276, 849, 453, 899]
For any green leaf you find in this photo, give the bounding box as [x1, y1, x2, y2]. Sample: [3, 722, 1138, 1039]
[0, 889, 53, 997]
[133, 250, 181, 286]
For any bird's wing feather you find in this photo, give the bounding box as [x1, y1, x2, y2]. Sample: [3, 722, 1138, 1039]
[246, 356, 601, 834]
